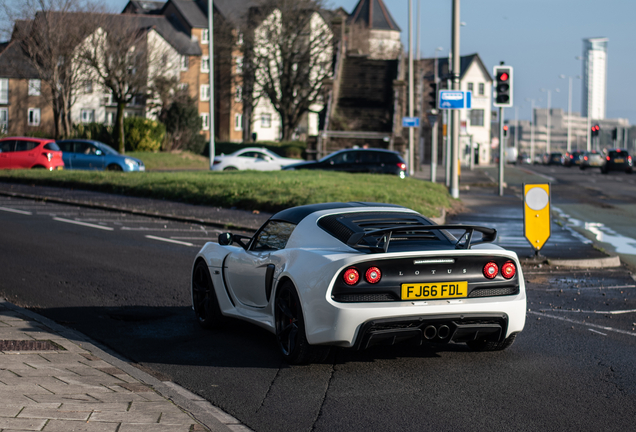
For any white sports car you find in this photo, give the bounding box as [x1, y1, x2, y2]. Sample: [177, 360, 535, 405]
[191, 203, 527, 364]
[212, 147, 301, 171]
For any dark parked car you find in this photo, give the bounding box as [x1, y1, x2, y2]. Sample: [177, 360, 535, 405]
[56, 139, 145, 171]
[602, 149, 632, 174]
[579, 151, 604, 170]
[563, 150, 584, 167]
[545, 152, 563, 166]
[282, 148, 408, 178]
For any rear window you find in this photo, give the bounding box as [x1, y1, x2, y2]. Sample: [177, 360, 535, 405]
[43, 142, 60, 151]
[609, 150, 628, 158]
[15, 141, 39, 151]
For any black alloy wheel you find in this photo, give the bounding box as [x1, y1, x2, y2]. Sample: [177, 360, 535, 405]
[275, 282, 330, 364]
[191, 260, 223, 329]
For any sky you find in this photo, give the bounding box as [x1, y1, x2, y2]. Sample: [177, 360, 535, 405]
[8, 0, 636, 124]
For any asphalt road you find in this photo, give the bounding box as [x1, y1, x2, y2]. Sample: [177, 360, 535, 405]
[2, 195, 636, 431]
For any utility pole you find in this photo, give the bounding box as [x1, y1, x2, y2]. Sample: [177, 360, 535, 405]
[208, 0, 215, 170]
[526, 98, 536, 163]
[408, 0, 414, 176]
[430, 47, 442, 183]
[450, 0, 460, 199]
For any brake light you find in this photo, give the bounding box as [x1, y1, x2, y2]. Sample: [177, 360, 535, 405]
[42, 152, 52, 161]
[483, 262, 498, 279]
[343, 268, 360, 285]
[397, 163, 406, 171]
[502, 261, 516, 279]
[629, 156, 632, 162]
[213, 160, 221, 165]
[584, 156, 588, 161]
[365, 267, 382, 284]
[606, 156, 610, 161]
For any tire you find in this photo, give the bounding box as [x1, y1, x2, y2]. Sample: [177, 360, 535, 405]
[191, 260, 223, 329]
[580, 166, 585, 170]
[107, 164, 123, 171]
[275, 281, 330, 364]
[601, 167, 608, 175]
[223, 166, 238, 171]
[466, 332, 518, 352]
[31, 165, 46, 169]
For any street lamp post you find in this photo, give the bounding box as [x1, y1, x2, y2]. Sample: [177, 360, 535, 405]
[525, 98, 536, 163]
[540, 88, 558, 154]
[208, 0, 215, 170]
[408, 0, 414, 176]
[430, 47, 443, 183]
[559, 74, 577, 152]
[450, 0, 460, 199]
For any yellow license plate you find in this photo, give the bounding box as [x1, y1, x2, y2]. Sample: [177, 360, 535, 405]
[615, 158, 624, 163]
[57, 166, 64, 170]
[401, 281, 468, 300]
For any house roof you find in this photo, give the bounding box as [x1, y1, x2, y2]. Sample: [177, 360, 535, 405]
[0, 40, 40, 79]
[433, 53, 492, 82]
[348, 0, 400, 32]
[169, 0, 208, 28]
[122, 1, 166, 15]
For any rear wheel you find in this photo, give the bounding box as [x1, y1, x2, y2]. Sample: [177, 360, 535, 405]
[466, 333, 517, 352]
[191, 260, 223, 329]
[275, 281, 330, 364]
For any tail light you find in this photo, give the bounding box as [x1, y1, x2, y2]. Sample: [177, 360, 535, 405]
[213, 160, 221, 165]
[43, 152, 52, 161]
[343, 268, 359, 285]
[502, 261, 516, 279]
[606, 156, 610, 161]
[365, 267, 381, 284]
[397, 163, 406, 171]
[584, 156, 588, 161]
[628, 156, 632, 163]
[483, 262, 498, 279]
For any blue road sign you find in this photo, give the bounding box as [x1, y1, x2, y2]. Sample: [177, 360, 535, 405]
[438, 90, 472, 109]
[402, 117, 420, 127]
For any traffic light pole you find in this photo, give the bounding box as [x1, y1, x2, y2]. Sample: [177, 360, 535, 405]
[498, 106, 505, 197]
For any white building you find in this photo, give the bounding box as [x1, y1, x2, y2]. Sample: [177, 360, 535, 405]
[582, 37, 608, 120]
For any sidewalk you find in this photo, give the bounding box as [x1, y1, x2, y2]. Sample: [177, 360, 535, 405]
[0, 300, 250, 432]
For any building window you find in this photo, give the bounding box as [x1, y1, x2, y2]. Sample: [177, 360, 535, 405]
[235, 56, 243, 74]
[28, 108, 40, 126]
[200, 84, 210, 101]
[0, 108, 7, 133]
[178, 83, 188, 92]
[0, 78, 8, 104]
[467, 82, 474, 92]
[234, 113, 242, 131]
[201, 113, 209, 130]
[201, 56, 210, 72]
[201, 29, 209, 44]
[478, 82, 485, 96]
[81, 109, 95, 123]
[235, 85, 242, 103]
[105, 111, 115, 125]
[181, 55, 189, 71]
[469, 109, 484, 127]
[28, 79, 41, 96]
[261, 113, 271, 128]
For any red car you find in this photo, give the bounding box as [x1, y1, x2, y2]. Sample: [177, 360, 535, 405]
[0, 137, 64, 170]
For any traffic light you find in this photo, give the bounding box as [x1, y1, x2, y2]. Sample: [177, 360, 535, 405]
[612, 128, 618, 140]
[428, 81, 438, 111]
[591, 124, 600, 137]
[493, 65, 513, 107]
[503, 125, 509, 136]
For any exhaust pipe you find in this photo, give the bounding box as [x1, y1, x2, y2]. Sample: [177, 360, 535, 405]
[437, 325, 450, 339]
[424, 325, 437, 340]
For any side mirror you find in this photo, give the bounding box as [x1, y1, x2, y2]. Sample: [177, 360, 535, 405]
[218, 232, 233, 245]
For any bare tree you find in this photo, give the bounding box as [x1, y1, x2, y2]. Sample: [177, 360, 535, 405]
[78, 14, 176, 152]
[1, 0, 101, 138]
[243, 0, 333, 141]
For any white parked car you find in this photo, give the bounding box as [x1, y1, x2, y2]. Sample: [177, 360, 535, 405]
[191, 202, 527, 364]
[212, 147, 301, 171]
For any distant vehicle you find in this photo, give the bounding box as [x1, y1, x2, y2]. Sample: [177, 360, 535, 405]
[0, 137, 64, 170]
[505, 147, 518, 164]
[190, 202, 526, 364]
[563, 151, 584, 167]
[56, 139, 145, 172]
[212, 147, 301, 171]
[545, 152, 563, 166]
[517, 153, 531, 165]
[533, 153, 545, 165]
[283, 148, 408, 178]
[579, 151, 604, 170]
[602, 149, 633, 174]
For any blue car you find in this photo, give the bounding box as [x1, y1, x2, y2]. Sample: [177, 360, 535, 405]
[56, 139, 145, 171]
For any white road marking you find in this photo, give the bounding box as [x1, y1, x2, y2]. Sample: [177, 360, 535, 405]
[0, 206, 32, 215]
[528, 311, 636, 337]
[539, 308, 636, 315]
[545, 284, 636, 292]
[145, 235, 195, 246]
[53, 217, 114, 231]
[588, 329, 607, 336]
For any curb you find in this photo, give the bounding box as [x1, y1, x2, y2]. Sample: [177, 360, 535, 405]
[0, 299, 251, 432]
[547, 255, 622, 268]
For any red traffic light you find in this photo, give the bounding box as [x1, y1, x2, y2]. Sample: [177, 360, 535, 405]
[499, 72, 509, 82]
[503, 125, 508, 131]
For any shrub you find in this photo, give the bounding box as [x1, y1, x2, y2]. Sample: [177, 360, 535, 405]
[72, 123, 114, 146]
[160, 96, 205, 154]
[124, 117, 165, 152]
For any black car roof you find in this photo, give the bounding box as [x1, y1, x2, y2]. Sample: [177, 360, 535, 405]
[271, 202, 405, 225]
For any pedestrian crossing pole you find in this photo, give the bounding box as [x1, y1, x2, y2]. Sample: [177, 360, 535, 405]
[498, 106, 505, 196]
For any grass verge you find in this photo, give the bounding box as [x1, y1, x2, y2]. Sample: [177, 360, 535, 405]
[0, 170, 452, 217]
[127, 151, 209, 171]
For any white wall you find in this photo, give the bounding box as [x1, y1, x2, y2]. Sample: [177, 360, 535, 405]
[460, 60, 492, 164]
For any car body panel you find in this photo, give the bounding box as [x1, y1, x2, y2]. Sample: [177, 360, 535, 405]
[283, 148, 408, 177]
[56, 139, 145, 172]
[212, 147, 301, 171]
[192, 204, 526, 351]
